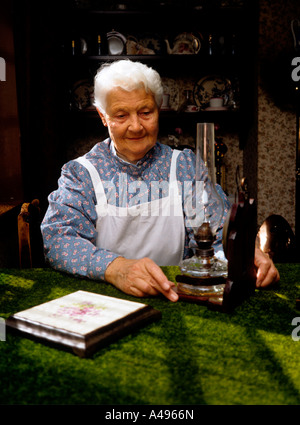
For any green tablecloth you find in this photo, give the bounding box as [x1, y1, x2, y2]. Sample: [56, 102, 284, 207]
[1, 264, 300, 405]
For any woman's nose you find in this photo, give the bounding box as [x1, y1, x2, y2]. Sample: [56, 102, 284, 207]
[128, 114, 143, 132]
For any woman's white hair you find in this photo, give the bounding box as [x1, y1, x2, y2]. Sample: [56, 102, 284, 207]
[93, 60, 163, 113]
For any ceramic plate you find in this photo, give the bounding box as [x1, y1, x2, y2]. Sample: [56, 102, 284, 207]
[193, 75, 231, 110]
[71, 79, 94, 110]
[139, 34, 162, 54]
[108, 37, 125, 55]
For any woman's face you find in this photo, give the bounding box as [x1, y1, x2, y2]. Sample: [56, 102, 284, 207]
[98, 86, 160, 163]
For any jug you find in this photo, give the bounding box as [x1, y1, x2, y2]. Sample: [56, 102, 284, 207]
[107, 30, 127, 55]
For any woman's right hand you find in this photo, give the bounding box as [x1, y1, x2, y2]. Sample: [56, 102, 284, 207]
[104, 256, 179, 302]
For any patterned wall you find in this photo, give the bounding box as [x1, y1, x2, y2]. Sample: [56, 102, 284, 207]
[257, 0, 300, 231]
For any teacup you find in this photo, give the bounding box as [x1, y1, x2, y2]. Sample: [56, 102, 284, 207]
[209, 97, 224, 108]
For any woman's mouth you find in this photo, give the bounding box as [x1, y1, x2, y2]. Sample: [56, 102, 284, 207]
[127, 136, 145, 142]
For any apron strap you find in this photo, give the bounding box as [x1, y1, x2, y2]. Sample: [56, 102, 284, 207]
[75, 156, 107, 205]
[169, 149, 181, 197]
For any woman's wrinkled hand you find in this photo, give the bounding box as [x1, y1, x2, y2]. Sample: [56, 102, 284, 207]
[254, 247, 280, 288]
[104, 256, 179, 302]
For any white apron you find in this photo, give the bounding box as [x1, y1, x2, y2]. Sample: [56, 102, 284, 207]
[75, 149, 185, 265]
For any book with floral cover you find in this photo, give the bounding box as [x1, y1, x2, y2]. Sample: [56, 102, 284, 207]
[6, 291, 161, 357]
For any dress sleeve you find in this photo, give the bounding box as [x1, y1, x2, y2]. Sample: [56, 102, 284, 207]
[40, 160, 119, 281]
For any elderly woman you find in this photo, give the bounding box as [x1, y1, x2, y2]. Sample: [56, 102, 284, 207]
[41, 60, 279, 302]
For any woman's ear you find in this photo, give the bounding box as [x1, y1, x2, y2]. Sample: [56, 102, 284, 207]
[96, 108, 107, 127]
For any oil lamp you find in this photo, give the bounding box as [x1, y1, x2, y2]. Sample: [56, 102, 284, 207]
[176, 123, 227, 303]
[175, 123, 257, 311]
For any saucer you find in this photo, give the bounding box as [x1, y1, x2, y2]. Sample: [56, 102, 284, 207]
[205, 106, 229, 111]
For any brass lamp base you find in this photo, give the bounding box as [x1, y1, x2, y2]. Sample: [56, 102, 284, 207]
[175, 274, 226, 307]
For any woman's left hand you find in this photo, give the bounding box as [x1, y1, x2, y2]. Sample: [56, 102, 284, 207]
[254, 247, 280, 288]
